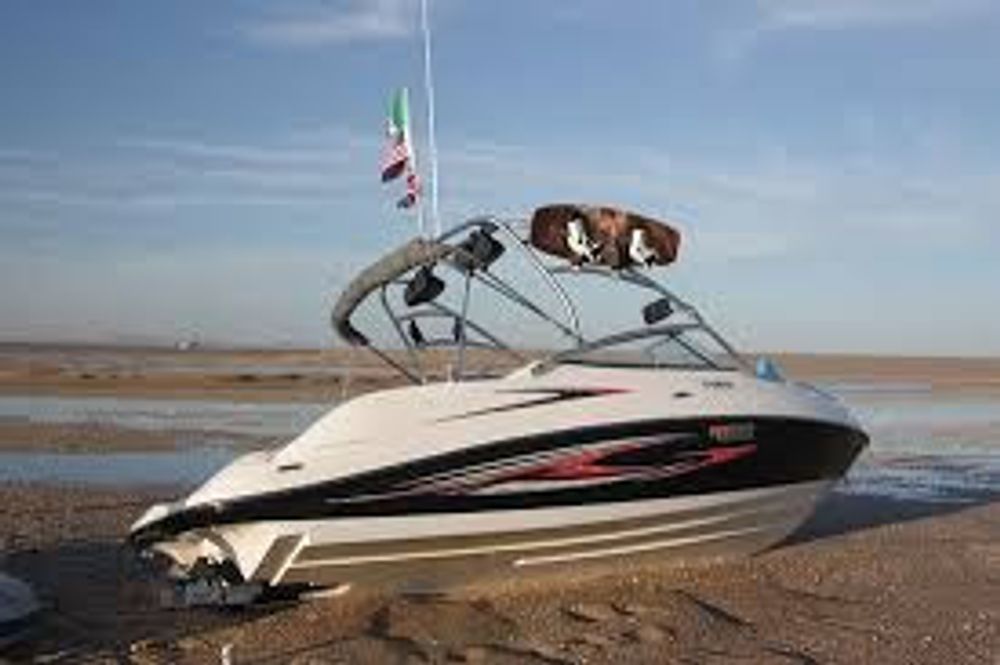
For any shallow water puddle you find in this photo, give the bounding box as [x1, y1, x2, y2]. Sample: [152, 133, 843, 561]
[825, 382, 1000, 502]
[0, 447, 237, 486]
[0, 395, 328, 437]
[841, 454, 1000, 503]
[828, 384, 1000, 454]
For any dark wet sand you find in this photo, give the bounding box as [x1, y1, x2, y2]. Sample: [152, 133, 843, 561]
[0, 418, 271, 453]
[1, 483, 997, 664]
[0, 344, 421, 403]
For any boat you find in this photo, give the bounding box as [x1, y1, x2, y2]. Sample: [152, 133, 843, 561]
[129, 203, 868, 605]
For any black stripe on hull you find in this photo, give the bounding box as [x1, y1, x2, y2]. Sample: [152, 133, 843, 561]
[130, 416, 867, 547]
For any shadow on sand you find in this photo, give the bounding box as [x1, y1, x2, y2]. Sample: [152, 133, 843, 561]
[784, 483, 998, 548]
[1, 539, 276, 662]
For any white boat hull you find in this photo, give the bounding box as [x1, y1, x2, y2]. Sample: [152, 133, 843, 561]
[154, 479, 832, 593]
[134, 365, 865, 598]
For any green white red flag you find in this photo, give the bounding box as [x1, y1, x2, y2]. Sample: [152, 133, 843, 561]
[381, 87, 422, 210]
[381, 88, 412, 182]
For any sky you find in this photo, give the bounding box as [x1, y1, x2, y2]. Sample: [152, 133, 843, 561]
[1, 0, 999, 355]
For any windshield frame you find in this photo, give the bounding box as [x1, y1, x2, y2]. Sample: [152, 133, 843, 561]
[332, 215, 750, 383]
[540, 323, 744, 372]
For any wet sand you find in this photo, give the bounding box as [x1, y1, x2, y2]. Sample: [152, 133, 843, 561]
[1, 484, 996, 664]
[772, 353, 1000, 394]
[0, 418, 270, 453]
[0, 344, 434, 402]
[3, 344, 1000, 404]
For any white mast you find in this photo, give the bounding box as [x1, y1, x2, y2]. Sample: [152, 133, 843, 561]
[420, 0, 441, 237]
[401, 86, 425, 237]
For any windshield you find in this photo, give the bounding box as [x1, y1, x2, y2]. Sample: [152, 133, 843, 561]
[553, 326, 742, 371]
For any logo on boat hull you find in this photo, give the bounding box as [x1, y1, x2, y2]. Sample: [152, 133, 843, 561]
[708, 422, 755, 444]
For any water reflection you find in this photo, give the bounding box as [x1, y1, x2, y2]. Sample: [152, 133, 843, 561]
[826, 383, 1000, 502]
[0, 395, 328, 437]
[0, 447, 236, 487]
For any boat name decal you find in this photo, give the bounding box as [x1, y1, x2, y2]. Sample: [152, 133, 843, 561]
[708, 422, 755, 443]
[702, 380, 734, 389]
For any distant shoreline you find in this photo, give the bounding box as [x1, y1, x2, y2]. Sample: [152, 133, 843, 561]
[1, 344, 997, 404]
[2, 339, 999, 361]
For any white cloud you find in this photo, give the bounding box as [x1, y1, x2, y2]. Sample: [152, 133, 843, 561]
[241, 0, 418, 46]
[120, 135, 370, 167]
[757, 0, 992, 31]
[716, 0, 996, 62]
[441, 131, 1000, 265]
[689, 229, 795, 261]
[0, 148, 59, 166]
[0, 129, 380, 214]
[0, 189, 355, 212]
[3, 125, 997, 262]
[0, 245, 363, 346]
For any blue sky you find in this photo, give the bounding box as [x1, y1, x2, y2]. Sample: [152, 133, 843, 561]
[1, 0, 999, 355]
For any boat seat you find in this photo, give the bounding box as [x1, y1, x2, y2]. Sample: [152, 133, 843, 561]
[454, 229, 505, 272]
[642, 298, 673, 325]
[404, 266, 445, 307]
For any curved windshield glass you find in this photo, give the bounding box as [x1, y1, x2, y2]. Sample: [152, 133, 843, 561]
[554, 326, 742, 371]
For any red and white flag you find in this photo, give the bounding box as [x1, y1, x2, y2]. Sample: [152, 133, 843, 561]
[381, 87, 413, 183]
[397, 169, 421, 209]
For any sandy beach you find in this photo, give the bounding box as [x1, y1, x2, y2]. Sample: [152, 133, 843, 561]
[0, 344, 997, 663]
[2, 484, 996, 664]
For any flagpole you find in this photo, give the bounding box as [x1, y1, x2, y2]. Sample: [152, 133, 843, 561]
[403, 87, 425, 237]
[420, 0, 441, 237]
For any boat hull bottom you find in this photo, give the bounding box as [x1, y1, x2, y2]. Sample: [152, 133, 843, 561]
[162, 479, 834, 595]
